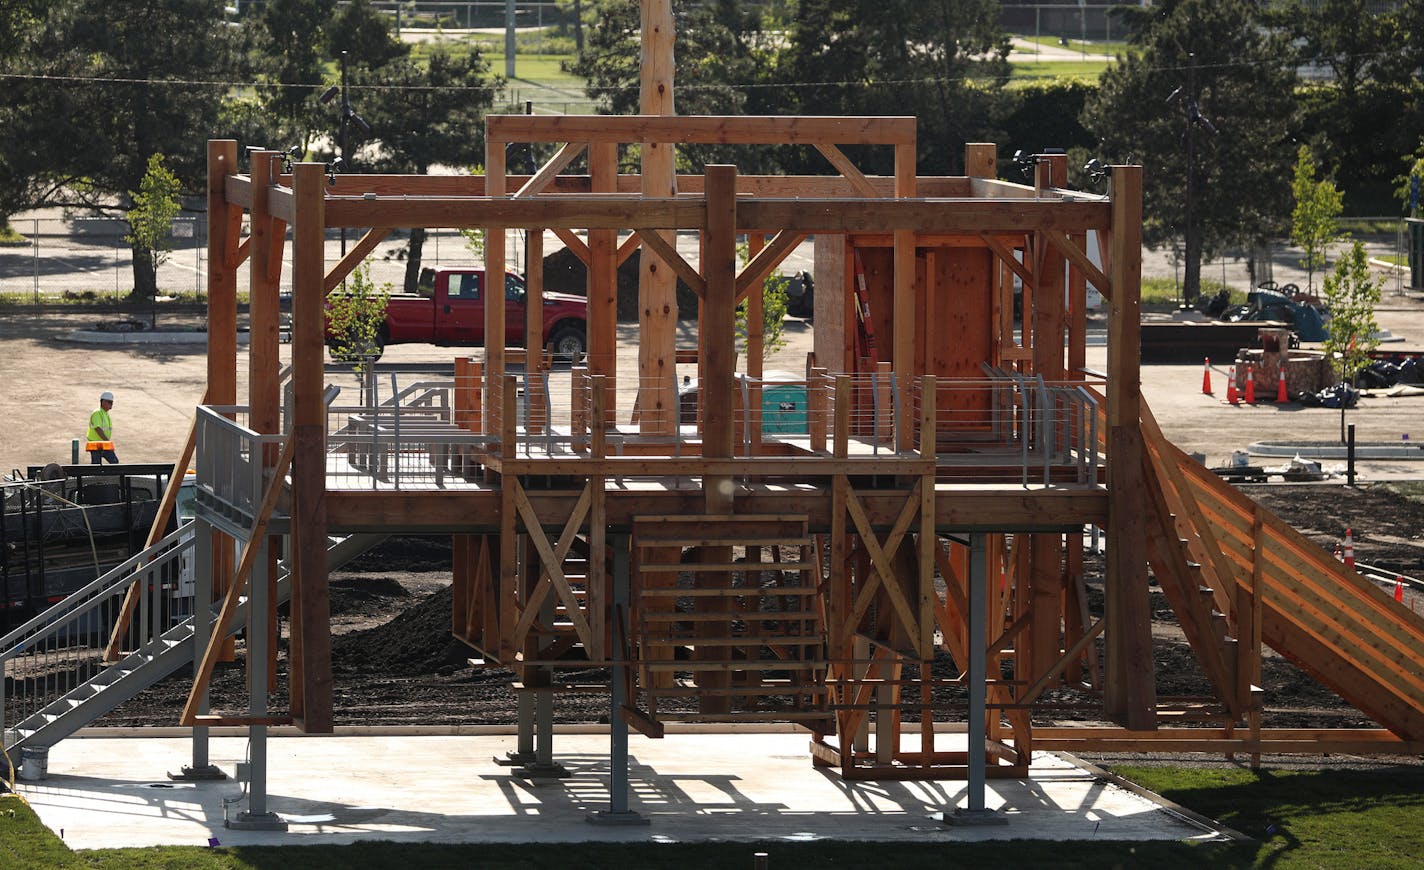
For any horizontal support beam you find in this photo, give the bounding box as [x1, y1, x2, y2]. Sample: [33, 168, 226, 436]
[488, 114, 918, 146]
[324, 485, 1105, 533]
[322, 196, 706, 230]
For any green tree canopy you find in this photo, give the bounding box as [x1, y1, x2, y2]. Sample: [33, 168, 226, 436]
[1290, 145, 1344, 295]
[9, 0, 245, 293]
[778, 0, 1010, 174]
[1084, 0, 1298, 304]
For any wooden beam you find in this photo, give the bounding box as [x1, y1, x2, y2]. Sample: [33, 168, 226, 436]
[322, 227, 394, 293]
[1103, 164, 1153, 729]
[815, 144, 879, 198]
[553, 227, 591, 265]
[635, 228, 705, 298]
[1044, 231, 1110, 301]
[512, 141, 588, 198]
[489, 114, 918, 146]
[290, 161, 333, 732]
[734, 230, 806, 303]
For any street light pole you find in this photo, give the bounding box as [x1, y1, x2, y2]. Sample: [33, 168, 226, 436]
[339, 50, 349, 256]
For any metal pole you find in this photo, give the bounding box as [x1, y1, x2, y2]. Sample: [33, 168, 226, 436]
[587, 533, 647, 825]
[1347, 423, 1356, 486]
[967, 533, 987, 809]
[505, 0, 517, 79]
[229, 537, 286, 830]
[339, 51, 349, 257]
[171, 519, 226, 781]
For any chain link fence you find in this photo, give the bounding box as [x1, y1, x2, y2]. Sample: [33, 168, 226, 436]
[0, 218, 524, 301]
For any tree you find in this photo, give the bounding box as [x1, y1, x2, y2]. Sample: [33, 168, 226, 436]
[14, 0, 245, 295]
[1084, 0, 1298, 305]
[778, 0, 1010, 174]
[363, 46, 499, 292]
[253, 0, 337, 154]
[1321, 240, 1382, 442]
[1290, 145, 1344, 296]
[326, 262, 391, 377]
[123, 154, 182, 299]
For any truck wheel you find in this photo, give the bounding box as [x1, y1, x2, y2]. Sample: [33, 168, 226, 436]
[550, 324, 586, 361]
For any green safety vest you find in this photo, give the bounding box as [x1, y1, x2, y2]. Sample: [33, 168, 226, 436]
[87, 408, 113, 443]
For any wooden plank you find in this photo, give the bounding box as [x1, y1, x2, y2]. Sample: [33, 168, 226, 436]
[552, 227, 591, 265]
[1044, 230, 1110, 301]
[511, 483, 592, 645]
[814, 143, 879, 198]
[512, 141, 588, 198]
[511, 481, 594, 651]
[634, 228, 705, 298]
[489, 114, 918, 146]
[735, 230, 807, 303]
[323, 227, 394, 293]
[842, 484, 922, 641]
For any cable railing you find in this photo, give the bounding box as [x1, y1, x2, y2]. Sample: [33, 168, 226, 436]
[1, 522, 193, 746]
[206, 365, 1103, 494]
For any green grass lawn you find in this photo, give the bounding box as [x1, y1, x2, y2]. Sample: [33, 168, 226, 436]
[8, 763, 1424, 868]
[1011, 59, 1112, 80]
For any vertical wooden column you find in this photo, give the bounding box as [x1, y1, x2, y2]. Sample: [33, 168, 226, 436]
[588, 142, 619, 426]
[525, 229, 546, 433]
[1026, 154, 1070, 685]
[247, 149, 282, 694]
[813, 235, 846, 373]
[964, 143, 997, 180]
[484, 135, 508, 436]
[1103, 165, 1155, 728]
[892, 133, 917, 450]
[638, 0, 677, 436]
[746, 234, 765, 454]
[699, 165, 738, 713]
[206, 140, 240, 663]
[289, 162, 332, 732]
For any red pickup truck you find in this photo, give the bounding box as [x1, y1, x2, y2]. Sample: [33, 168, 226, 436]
[327, 267, 588, 361]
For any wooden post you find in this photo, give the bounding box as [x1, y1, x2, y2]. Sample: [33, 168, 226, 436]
[893, 130, 917, 450]
[964, 143, 997, 180]
[1103, 165, 1155, 728]
[206, 140, 240, 664]
[247, 149, 282, 694]
[813, 234, 847, 373]
[526, 229, 546, 434]
[589, 142, 618, 427]
[484, 134, 508, 438]
[638, 0, 677, 436]
[289, 161, 332, 732]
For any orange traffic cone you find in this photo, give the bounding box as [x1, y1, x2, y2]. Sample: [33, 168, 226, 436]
[1227, 367, 1239, 405]
[1202, 357, 1213, 394]
[1245, 364, 1257, 404]
[1395, 577, 1405, 603]
[1344, 528, 1356, 570]
[1276, 366, 1288, 403]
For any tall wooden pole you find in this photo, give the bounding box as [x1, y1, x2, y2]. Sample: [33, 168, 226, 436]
[206, 140, 239, 663]
[290, 162, 332, 732]
[1104, 164, 1155, 728]
[638, 0, 677, 434]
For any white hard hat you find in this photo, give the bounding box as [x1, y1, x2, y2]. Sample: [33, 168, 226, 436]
[100, 391, 114, 402]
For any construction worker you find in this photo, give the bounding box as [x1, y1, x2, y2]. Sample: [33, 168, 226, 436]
[86, 391, 118, 464]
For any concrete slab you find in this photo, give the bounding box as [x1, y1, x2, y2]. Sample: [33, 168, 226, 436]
[16, 732, 1224, 850]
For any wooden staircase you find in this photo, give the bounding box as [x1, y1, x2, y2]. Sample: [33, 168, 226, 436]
[1140, 406, 1424, 740]
[630, 514, 831, 728]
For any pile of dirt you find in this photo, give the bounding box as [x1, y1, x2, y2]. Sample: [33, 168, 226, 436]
[332, 584, 469, 676]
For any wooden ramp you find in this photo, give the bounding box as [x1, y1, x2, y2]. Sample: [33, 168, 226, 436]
[1141, 405, 1424, 741]
[630, 514, 831, 729]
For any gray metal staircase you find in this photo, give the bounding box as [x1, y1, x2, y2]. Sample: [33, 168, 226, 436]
[2, 525, 385, 755]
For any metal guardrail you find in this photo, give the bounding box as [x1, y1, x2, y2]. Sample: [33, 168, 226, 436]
[2, 522, 193, 743]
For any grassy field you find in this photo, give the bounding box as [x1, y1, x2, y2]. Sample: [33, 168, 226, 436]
[7, 763, 1424, 868]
